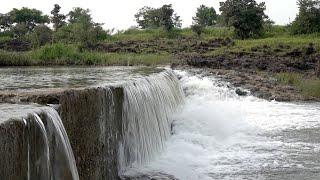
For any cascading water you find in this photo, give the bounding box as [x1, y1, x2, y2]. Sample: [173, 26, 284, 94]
[123, 70, 320, 180]
[118, 70, 184, 173]
[25, 107, 79, 180]
[2, 67, 319, 180]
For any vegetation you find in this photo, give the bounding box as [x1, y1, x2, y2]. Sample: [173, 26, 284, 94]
[193, 5, 218, 27]
[0, 44, 172, 66]
[220, 0, 267, 39]
[0, 1, 319, 68]
[276, 73, 320, 98]
[291, 0, 320, 34]
[134, 4, 181, 31]
[0, 1, 319, 99]
[191, 5, 219, 37]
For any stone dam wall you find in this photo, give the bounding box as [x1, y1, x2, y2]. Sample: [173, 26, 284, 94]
[0, 70, 183, 180]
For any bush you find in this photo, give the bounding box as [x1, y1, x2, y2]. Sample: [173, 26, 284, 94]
[276, 72, 320, 98]
[291, 0, 320, 34]
[0, 50, 34, 66]
[32, 43, 77, 61]
[220, 0, 267, 39]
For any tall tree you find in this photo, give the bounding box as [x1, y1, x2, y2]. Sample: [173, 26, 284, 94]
[55, 7, 106, 47]
[31, 24, 53, 47]
[291, 0, 320, 34]
[193, 5, 218, 27]
[9, 7, 49, 31]
[68, 7, 92, 24]
[50, 4, 66, 31]
[220, 0, 267, 39]
[135, 4, 181, 30]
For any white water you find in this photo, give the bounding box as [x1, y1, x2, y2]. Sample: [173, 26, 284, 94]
[123, 70, 320, 180]
[27, 107, 79, 180]
[119, 71, 184, 173]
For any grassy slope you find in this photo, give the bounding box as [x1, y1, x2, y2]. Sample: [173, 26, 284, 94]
[0, 27, 319, 98]
[0, 43, 172, 66]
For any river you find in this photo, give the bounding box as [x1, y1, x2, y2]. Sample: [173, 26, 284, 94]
[123, 69, 320, 180]
[1, 67, 319, 180]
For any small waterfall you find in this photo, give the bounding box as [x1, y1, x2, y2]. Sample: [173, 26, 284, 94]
[119, 70, 184, 172]
[26, 107, 79, 180]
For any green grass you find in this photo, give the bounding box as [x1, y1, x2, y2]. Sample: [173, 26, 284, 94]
[206, 34, 320, 56]
[276, 72, 320, 98]
[0, 50, 36, 66]
[0, 43, 172, 66]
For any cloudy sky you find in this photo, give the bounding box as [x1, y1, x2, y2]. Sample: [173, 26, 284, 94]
[1, 0, 298, 30]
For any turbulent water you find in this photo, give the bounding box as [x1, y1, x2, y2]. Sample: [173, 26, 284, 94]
[123, 70, 320, 180]
[1, 67, 320, 180]
[119, 71, 184, 173]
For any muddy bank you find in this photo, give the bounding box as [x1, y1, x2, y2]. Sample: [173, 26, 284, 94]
[176, 66, 320, 102]
[184, 51, 319, 74]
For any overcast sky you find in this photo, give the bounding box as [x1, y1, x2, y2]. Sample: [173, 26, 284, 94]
[1, 0, 298, 30]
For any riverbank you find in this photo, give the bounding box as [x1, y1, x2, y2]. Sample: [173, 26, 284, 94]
[0, 28, 319, 101]
[175, 66, 320, 102]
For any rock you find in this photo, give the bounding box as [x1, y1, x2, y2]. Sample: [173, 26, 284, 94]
[306, 43, 316, 55]
[235, 88, 248, 96]
[286, 48, 302, 57]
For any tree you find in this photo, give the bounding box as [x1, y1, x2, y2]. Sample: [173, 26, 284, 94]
[50, 4, 66, 31]
[11, 23, 29, 38]
[68, 7, 92, 24]
[135, 4, 181, 31]
[9, 7, 49, 31]
[31, 24, 52, 47]
[220, 0, 267, 39]
[193, 5, 218, 27]
[291, 0, 320, 34]
[54, 7, 106, 47]
[191, 24, 204, 37]
[0, 13, 13, 31]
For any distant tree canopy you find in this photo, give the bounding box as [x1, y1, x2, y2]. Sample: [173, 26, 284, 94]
[31, 24, 53, 47]
[9, 7, 49, 31]
[135, 4, 182, 31]
[193, 5, 218, 27]
[54, 7, 106, 47]
[0, 5, 110, 48]
[220, 0, 267, 39]
[50, 4, 66, 31]
[291, 0, 320, 34]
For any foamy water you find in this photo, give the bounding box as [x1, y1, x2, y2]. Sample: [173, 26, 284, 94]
[123, 70, 320, 180]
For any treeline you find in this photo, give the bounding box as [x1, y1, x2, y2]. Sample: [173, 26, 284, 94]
[0, 5, 109, 49]
[0, 0, 319, 50]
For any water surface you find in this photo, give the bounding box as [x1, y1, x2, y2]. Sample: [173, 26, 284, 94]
[0, 66, 161, 91]
[124, 70, 320, 180]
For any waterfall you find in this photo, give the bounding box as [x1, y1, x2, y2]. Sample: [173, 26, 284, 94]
[118, 70, 184, 172]
[0, 69, 185, 179]
[26, 107, 79, 180]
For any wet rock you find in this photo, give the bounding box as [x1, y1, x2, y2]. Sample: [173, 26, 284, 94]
[235, 88, 248, 96]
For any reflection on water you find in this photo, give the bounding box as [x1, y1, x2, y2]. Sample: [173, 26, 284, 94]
[0, 66, 161, 91]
